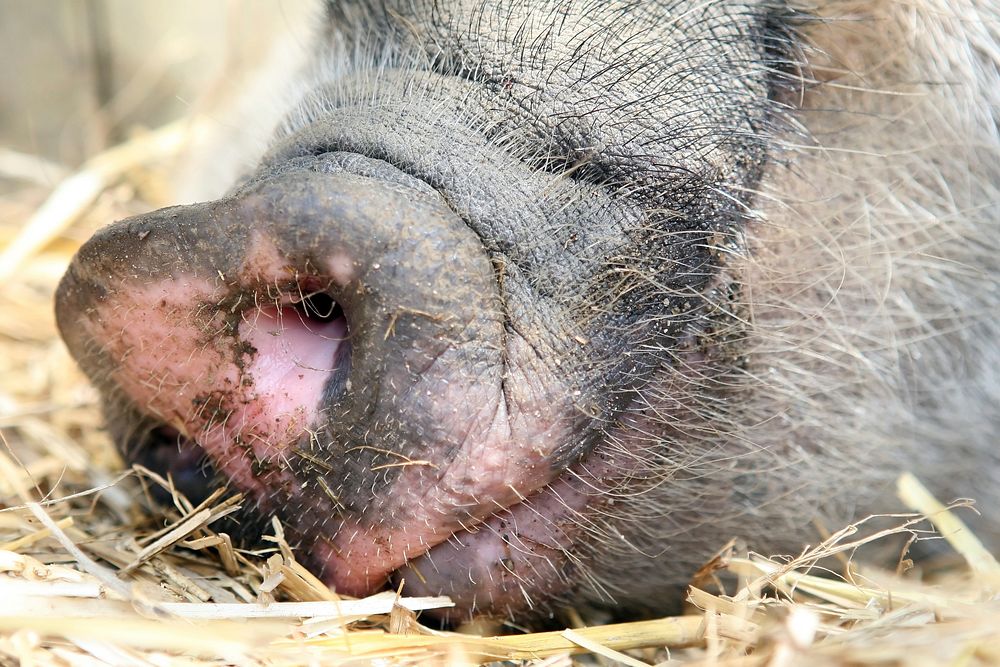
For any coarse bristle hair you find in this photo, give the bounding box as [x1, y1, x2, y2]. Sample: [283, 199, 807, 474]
[1, 0, 998, 664]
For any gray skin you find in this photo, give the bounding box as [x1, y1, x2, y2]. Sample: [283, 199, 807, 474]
[54, 0, 1000, 625]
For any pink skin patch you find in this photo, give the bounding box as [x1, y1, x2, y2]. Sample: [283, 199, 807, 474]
[313, 334, 573, 596]
[86, 237, 348, 504]
[327, 251, 356, 285]
[238, 304, 347, 461]
[319, 434, 635, 616]
[83, 233, 583, 603]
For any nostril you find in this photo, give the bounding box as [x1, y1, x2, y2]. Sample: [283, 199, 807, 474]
[266, 285, 349, 354]
[133, 425, 216, 506]
[150, 424, 182, 445]
[293, 291, 345, 326]
[239, 284, 349, 401]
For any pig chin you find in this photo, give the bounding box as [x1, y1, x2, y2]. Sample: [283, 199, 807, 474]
[55, 157, 630, 618]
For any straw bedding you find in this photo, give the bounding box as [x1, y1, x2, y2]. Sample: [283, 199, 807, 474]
[1, 11, 999, 665]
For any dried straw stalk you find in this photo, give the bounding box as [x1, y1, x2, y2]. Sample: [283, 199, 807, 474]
[1, 122, 998, 667]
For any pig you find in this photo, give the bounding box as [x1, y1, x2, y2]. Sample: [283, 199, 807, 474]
[55, 0, 1000, 624]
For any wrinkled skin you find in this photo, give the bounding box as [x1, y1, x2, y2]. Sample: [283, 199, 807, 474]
[56, 0, 1000, 624]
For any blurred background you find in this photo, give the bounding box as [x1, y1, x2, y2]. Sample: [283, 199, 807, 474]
[1, 0, 314, 169]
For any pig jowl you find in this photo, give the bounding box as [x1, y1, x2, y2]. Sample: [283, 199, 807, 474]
[56, 0, 800, 622]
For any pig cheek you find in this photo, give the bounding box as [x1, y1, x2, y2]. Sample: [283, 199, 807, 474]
[308, 337, 576, 596]
[86, 277, 307, 504]
[378, 333, 571, 527]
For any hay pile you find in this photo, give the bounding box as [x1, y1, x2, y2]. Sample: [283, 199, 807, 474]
[1, 121, 999, 666]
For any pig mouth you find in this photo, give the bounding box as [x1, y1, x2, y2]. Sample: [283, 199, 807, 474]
[98, 264, 609, 616]
[56, 160, 630, 618]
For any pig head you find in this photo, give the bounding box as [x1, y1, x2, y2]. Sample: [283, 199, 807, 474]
[55, 0, 1000, 623]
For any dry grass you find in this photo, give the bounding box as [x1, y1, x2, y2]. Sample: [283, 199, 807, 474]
[1, 108, 998, 667]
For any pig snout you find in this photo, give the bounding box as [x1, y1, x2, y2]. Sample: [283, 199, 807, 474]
[54, 0, 785, 623]
[55, 155, 625, 610]
[54, 0, 1000, 626]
